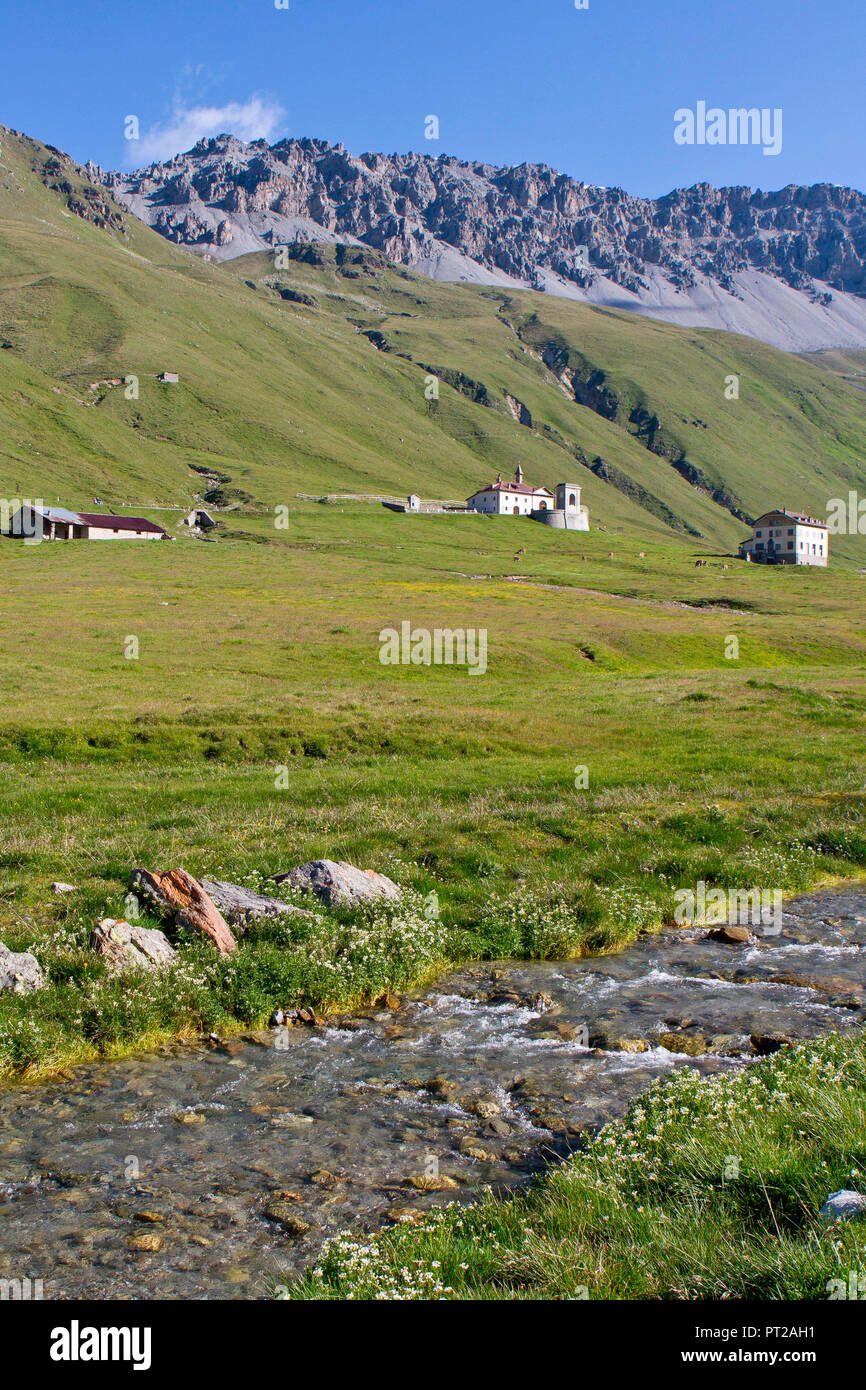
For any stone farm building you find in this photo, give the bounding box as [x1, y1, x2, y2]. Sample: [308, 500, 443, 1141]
[7, 504, 168, 541]
[739, 509, 828, 566]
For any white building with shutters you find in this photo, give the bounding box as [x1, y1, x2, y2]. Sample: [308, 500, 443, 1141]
[740, 510, 828, 566]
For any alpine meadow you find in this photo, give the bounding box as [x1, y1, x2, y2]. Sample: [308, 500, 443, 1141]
[2, 0, 866, 1331]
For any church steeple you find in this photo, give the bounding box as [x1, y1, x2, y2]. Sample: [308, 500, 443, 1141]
[515, 464, 524, 485]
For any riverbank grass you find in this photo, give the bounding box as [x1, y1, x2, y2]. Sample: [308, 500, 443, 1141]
[285, 1031, 866, 1300]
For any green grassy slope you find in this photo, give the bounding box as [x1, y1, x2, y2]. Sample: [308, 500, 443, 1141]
[2, 133, 866, 1081]
[1, 126, 865, 561]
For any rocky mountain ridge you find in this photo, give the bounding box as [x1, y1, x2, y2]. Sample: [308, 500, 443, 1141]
[106, 134, 866, 351]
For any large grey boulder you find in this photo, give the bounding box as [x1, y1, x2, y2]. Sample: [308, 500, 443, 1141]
[91, 919, 177, 975]
[270, 860, 401, 908]
[201, 878, 312, 928]
[0, 941, 46, 995]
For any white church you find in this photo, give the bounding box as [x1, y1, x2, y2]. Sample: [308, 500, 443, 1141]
[466, 467, 589, 530]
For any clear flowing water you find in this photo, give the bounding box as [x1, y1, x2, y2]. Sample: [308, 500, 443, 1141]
[0, 886, 863, 1300]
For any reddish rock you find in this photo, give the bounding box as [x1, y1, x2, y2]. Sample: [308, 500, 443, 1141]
[129, 868, 237, 954]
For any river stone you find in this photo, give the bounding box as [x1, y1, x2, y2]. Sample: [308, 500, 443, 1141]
[374, 989, 401, 1010]
[0, 941, 46, 995]
[530, 1019, 579, 1042]
[270, 859, 401, 907]
[750, 1031, 793, 1055]
[611, 1037, 649, 1053]
[90, 919, 177, 975]
[201, 878, 312, 927]
[269, 1112, 315, 1129]
[707, 925, 754, 944]
[386, 1204, 424, 1224]
[530, 1108, 579, 1136]
[658, 1031, 707, 1056]
[775, 972, 863, 1000]
[128, 1231, 164, 1253]
[264, 1201, 311, 1237]
[403, 1173, 459, 1191]
[470, 1097, 502, 1119]
[425, 1077, 459, 1102]
[308, 1168, 339, 1188]
[129, 868, 237, 954]
[819, 1190, 866, 1223]
[483, 1117, 512, 1137]
[458, 1136, 496, 1161]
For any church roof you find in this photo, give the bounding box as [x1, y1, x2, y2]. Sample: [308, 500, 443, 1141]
[467, 481, 554, 499]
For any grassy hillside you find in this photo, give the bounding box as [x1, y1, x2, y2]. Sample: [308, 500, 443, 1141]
[2, 126, 866, 561]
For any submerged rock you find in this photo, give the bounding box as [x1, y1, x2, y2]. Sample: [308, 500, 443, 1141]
[469, 1097, 502, 1120]
[90, 919, 177, 975]
[264, 1201, 311, 1238]
[425, 1077, 460, 1102]
[0, 941, 46, 995]
[458, 1136, 496, 1161]
[270, 859, 401, 908]
[127, 1231, 164, 1253]
[308, 1168, 340, 1188]
[385, 1204, 424, 1224]
[658, 1031, 708, 1057]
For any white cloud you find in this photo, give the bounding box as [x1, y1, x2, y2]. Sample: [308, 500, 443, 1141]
[130, 96, 286, 166]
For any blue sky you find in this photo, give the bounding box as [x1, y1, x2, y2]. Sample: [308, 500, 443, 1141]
[2, 0, 863, 195]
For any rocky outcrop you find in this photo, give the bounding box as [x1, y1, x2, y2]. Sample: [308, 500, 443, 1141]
[0, 941, 46, 994]
[38, 150, 126, 233]
[270, 859, 401, 908]
[129, 868, 237, 953]
[90, 919, 177, 974]
[106, 133, 866, 348]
